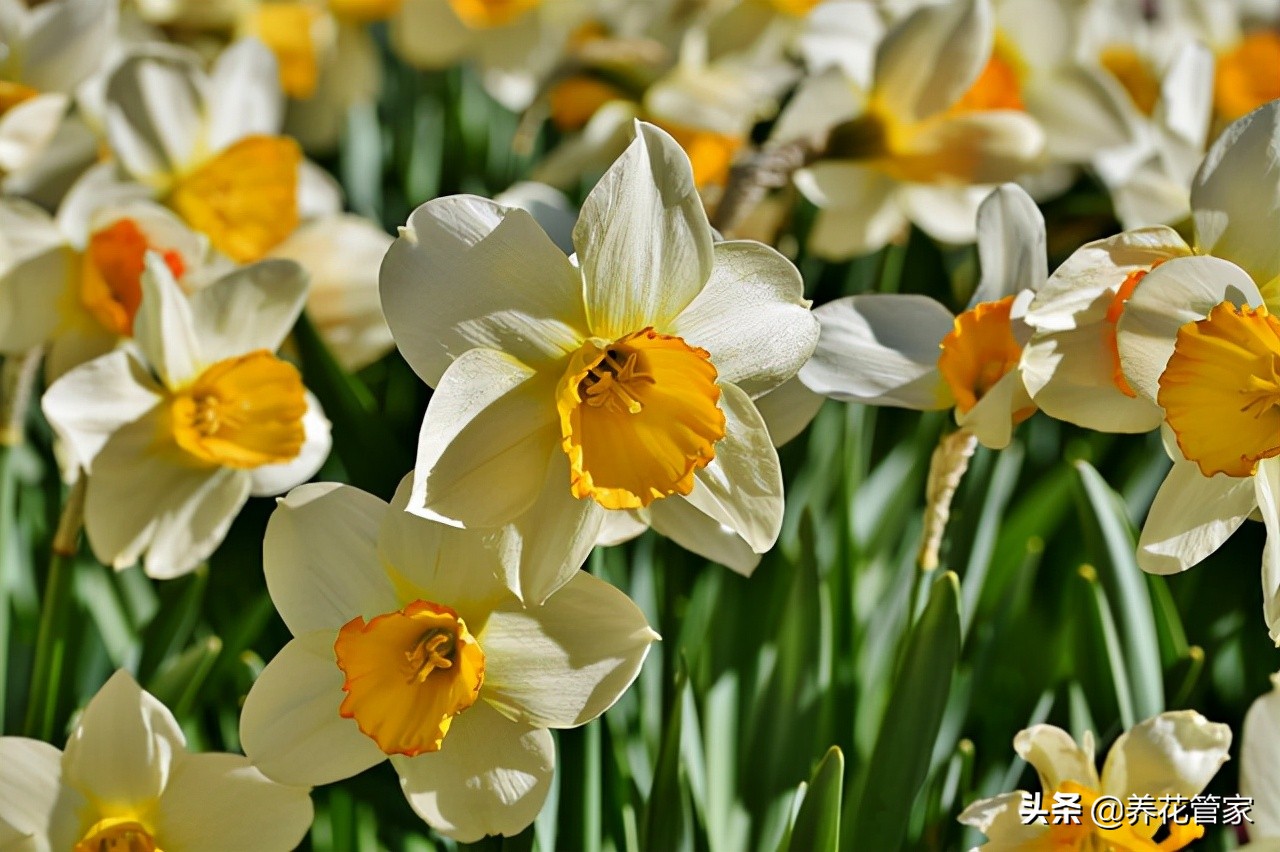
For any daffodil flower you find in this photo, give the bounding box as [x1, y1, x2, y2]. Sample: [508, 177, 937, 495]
[41, 254, 331, 578]
[1242, 672, 1280, 848]
[771, 0, 1044, 259]
[0, 670, 313, 851]
[959, 711, 1231, 851]
[239, 478, 657, 842]
[799, 183, 1044, 450]
[97, 38, 341, 262]
[380, 121, 818, 601]
[0, 0, 115, 175]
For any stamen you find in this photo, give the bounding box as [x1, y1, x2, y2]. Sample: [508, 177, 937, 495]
[580, 348, 654, 414]
[406, 627, 456, 683]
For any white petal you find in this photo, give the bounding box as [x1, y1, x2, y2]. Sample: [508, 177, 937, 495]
[793, 162, 904, 259]
[1255, 458, 1280, 645]
[154, 753, 312, 852]
[495, 451, 607, 605]
[63, 670, 186, 810]
[955, 369, 1031, 450]
[752, 374, 826, 448]
[1013, 724, 1099, 791]
[240, 632, 386, 787]
[1100, 710, 1231, 800]
[799, 294, 953, 409]
[55, 162, 156, 249]
[668, 241, 817, 398]
[769, 67, 863, 146]
[263, 482, 396, 636]
[20, 0, 115, 93]
[971, 184, 1046, 306]
[409, 348, 559, 528]
[104, 49, 206, 185]
[1192, 100, 1280, 288]
[1116, 255, 1263, 403]
[389, 0, 473, 69]
[649, 496, 761, 575]
[1242, 674, 1280, 838]
[392, 702, 554, 843]
[897, 112, 1045, 186]
[573, 121, 715, 339]
[187, 259, 308, 365]
[0, 199, 73, 353]
[380, 196, 586, 386]
[142, 467, 252, 580]
[0, 737, 83, 852]
[594, 509, 649, 547]
[298, 159, 345, 219]
[1024, 68, 1135, 163]
[0, 93, 67, 173]
[135, 253, 201, 387]
[248, 392, 331, 497]
[1137, 459, 1257, 575]
[41, 350, 164, 472]
[957, 792, 1050, 850]
[205, 38, 284, 152]
[493, 182, 577, 255]
[683, 383, 782, 554]
[481, 570, 657, 728]
[897, 183, 993, 246]
[874, 0, 992, 122]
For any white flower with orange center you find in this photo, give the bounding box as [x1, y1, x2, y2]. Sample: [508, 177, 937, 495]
[239, 478, 657, 842]
[0, 670, 313, 851]
[959, 711, 1231, 852]
[799, 183, 1043, 450]
[380, 121, 818, 602]
[97, 38, 340, 263]
[1022, 99, 1280, 434]
[0, 0, 115, 175]
[41, 253, 331, 579]
[770, 0, 1044, 259]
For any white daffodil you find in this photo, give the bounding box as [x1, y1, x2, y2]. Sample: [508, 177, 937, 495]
[0, 0, 116, 175]
[0, 670, 313, 852]
[0, 196, 226, 381]
[799, 183, 1044, 450]
[97, 37, 341, 263]
[41, 254, 331, 579]
[959, 711, 1232, 851]
[1243, 672, 1280, 849]
[380, 121, 817, 602]
[239, 478, 657, 842]
[771, 0, 1044, 259]
[1022, 99, 1280, 434]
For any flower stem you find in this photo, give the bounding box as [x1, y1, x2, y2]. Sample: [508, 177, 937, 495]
[23, 474, 86, 740]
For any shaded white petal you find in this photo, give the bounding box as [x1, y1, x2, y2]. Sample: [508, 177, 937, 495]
[669, 241, 817, 398]
[380, 196, 586, 386]
[800, 294, 953, 409]
[649, 496, 761, 575]
[1242, 674, 1280, 838]
[188, 259, 308, 365]
[683, 383, 782, 554]
[769, 67, 863, 145]
[1116, 255, 1263, 403]
[63, 671, 186, 810]
[41, 350, 164, 471]
[142, 467, 251, 580]
[1100, 710, 1231, 800]
[1192, 100, 1280, 288]
[1024, 68, 1135, 163]
[20, 0, 115, 93]
[752, 374, 826, 448]
[1137, 459, 1257, 575]
[392, 702, 553, 843]
[104, 50, 206, 185]
[594, 509, 649, 547]
[957, 792, 1050, 850]
[793, 162, 903, 259]
[1255, 458, 1280, 645]
[493, 182, 578, 255]
[0, 93, 67, 173]
[971, 184, 1046, 305]
[240, 632, 386, 787]
[409, 348, 559, 528]
[481, 570, 657, 728]
[897, 183, 992, 246]
[248, 392, 331, 497]
[135, 253, 201, 387]
[390, 0, 473, 69]
[55, 162, 156, 249]
[1014, 724, 1099, 791]
[529, 102, 638, 191]
[874, 0, 991, 122]
[573, 121, 714, 339]
[0, 200, 73, 354]
[0, 737, 83, 852]
[206, 38, 284, 152]
[955, 369, 1031, 450]
[298, 159, 344, 219]
[155, 754, 312, 852]
[898, 112, 1045, 187]
[263, 482, 396, 636]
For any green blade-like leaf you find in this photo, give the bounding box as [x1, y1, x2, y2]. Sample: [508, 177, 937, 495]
[786, 746, 844, 852]
[643, 664, 695, 852]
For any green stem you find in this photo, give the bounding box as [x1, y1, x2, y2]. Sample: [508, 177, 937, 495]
[0, 444, 15, 732]
[24, 475, 85, 740]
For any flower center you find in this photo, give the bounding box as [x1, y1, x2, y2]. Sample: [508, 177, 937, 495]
[245, 2, 327, 100]
[557, 328, 726, 510]
[169, 135, 301, 263]
[334, 600, 485, 756]
[80, 219, 186, 337]
[1044, 781, 1202, 851]
[766, 0, 823, 16]
[1103, 261, 1165, 398]
[74, 817, 160, 852]
[1099, 46, 1160, 116]
[652, 119, 744, 189]
[1159, 301, 1280, 478]
[0, 80, 38, 117]
[446, 0, 541, 28]
[1214, 30, 1280, 123]
[170, 351, 307, 469]
[950, 37, 1026, 114]
[937, 296, 1033, 419]
[549, 76, 626, 131]
[327, 0, 404, 23]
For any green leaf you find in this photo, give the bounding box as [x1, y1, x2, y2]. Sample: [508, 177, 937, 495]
[643, 663, 695, 852]
[845, 572, 961, 850]
[1074, 565, 1135, 730]
[146, 635, 222, 720]
[786, 746, 844, 852]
